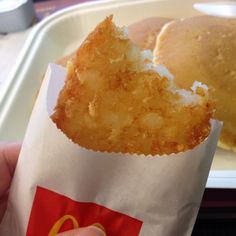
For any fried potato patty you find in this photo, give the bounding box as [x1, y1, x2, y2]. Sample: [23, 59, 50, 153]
[51, 16, 214, 155]
[57, 17, 172, 67]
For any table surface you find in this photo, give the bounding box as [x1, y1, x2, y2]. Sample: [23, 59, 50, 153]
[1, 0, 236, 235]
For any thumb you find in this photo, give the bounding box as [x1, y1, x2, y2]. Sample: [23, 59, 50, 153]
[56, 225, 106, 236]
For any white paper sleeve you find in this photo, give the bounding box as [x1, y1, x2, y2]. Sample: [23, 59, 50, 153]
[0, 64, 222, 236]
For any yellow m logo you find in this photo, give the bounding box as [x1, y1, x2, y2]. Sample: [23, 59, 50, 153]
[48, 215, 79, 236]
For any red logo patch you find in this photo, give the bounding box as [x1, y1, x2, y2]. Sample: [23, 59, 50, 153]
[26, 186, 142, 235]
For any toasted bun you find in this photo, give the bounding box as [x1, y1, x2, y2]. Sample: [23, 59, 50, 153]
[154, 15, 236, 151]
[128, 17, 172, 50]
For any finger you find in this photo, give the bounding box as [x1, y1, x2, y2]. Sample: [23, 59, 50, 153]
[56, 225, 106, 236]
[0, 142, 21, 175]
[0, 193, 8, 222]
[0, 142, 21, 197]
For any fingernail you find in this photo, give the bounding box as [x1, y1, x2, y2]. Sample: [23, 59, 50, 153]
[86, 225, 106, 236]
[92, 223, 106, 233]
[56, 225, 106, 236]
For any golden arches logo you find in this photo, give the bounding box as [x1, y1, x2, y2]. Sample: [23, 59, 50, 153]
[48, 215, 79, 236]
[48, 215, 105, 236]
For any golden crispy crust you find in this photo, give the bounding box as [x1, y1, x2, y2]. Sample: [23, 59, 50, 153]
[52, 16, 214, 155]
[155, 15, 236, 151]
[57, 17, 172, 67]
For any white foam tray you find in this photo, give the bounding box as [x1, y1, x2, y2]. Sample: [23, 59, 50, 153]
[0, 0, 236, 188]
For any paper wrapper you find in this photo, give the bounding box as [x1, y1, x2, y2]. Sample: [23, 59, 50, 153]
[0, 64, 222, 236]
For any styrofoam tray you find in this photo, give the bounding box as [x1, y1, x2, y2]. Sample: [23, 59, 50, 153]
[0, 0, 235, 188]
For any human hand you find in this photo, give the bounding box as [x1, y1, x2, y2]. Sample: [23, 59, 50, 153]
[0, 143, 106, 236]
[0, 142, 21, 222]
[56, 225, 106, 236]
